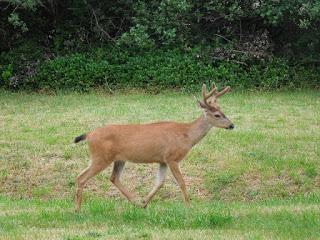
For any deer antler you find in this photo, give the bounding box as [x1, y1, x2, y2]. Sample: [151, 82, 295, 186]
[202, 84, 216, 106]
[215, 86, 230, 98]
[202, 83, 231, 107]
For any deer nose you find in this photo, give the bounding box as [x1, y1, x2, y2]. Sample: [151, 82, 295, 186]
[226, 124, 234, 130]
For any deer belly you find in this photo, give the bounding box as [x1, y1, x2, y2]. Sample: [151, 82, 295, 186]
[115, 142, 165, 163]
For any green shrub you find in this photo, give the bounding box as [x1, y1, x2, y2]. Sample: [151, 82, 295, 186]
[0, 40, 45, 88]
[289, 65, 320, 88]
[26, 48, 319, 92]
[246, 58, 290, 89]
[0, 64, 13, 87]
[31, 49, 217, 91]
[29, 53, 109, 91]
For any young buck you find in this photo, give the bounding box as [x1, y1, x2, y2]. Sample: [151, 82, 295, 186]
[74, 84, 234, 211]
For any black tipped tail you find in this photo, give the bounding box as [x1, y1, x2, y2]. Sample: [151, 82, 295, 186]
[74, 134, 87, 143]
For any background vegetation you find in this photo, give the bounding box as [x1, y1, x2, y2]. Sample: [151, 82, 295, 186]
[1, 0, 320, 91]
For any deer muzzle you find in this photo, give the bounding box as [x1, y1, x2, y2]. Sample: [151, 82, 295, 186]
[226, 123, 234, 130]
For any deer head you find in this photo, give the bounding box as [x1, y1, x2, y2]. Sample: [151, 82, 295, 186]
[197, 83, 234, 130]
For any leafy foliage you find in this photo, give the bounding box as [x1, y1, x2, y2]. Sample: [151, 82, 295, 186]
[1, 1, 320, 53]
[1, 0, 320, 91]
[30, 49, 215, 91]
[13, 48, 318, 91]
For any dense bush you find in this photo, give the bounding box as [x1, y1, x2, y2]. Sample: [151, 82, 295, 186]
[29, 49, 215, 91]
[28, 54, 109, 91]
[1, 1, 320, 56]
[9, 48, 316, 92]
[0, 40, 45, 88]
[1, 1, 320, 91]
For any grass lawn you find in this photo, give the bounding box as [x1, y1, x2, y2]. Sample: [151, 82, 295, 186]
[0, 89, 319, 239]
[1, 195, 319, 239]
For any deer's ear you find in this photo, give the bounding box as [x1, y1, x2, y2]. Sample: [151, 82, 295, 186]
[197, 100, 208, 109]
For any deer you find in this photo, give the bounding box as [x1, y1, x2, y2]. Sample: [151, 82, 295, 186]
[74, 84, 234, 211]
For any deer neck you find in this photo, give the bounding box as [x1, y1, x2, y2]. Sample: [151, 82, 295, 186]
[188, 113, 213, 146]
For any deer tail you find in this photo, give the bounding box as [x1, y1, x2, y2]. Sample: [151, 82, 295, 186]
[74, 134, 87, 143]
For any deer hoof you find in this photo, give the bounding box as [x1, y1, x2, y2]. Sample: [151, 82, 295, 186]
[134, 199, 148, 208]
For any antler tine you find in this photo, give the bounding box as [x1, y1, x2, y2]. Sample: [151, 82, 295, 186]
[211, 83, 218, 95]
[202, 84, 216, 99]
[202, 83, 207, 102]
[215, 86, 231, 98]
[202, 84, 216, 106]
[207, 84, 217, 98]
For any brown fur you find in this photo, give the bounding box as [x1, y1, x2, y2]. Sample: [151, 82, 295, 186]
[74, 84, 233, 211]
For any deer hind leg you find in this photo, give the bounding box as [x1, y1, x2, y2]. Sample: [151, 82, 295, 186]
[142, 163, 167, 208]
[168, 161, 190, 206]
[75, 157, 111, 212]
[110, 160, 137, 205]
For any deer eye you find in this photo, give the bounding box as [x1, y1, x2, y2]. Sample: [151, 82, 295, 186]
[214, 114, 221, 118]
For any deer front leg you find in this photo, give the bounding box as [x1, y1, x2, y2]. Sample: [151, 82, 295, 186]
[168, 162, 190, 206]
[110, 161, 138, 205]
[142, 163, 167, 208]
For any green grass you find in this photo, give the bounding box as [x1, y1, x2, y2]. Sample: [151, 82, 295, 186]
[0, 195, 319, 239]
[0, 90, 319, 239]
